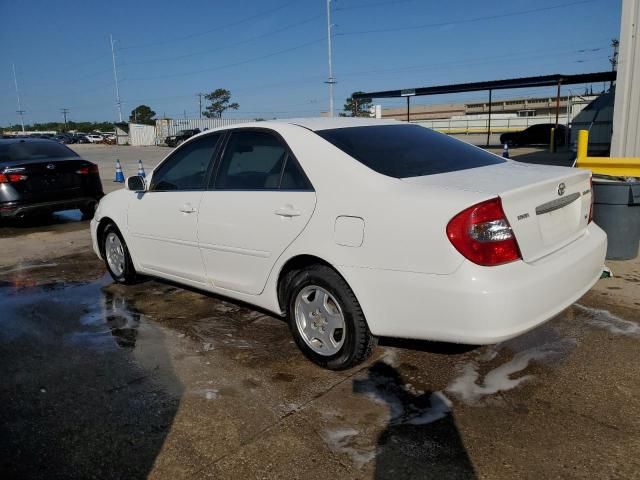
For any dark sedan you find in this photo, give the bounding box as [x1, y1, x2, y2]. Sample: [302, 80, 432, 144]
[500, 123, 567, 147]
[0, 139, 103, 221]
[164, 128, 200, 147]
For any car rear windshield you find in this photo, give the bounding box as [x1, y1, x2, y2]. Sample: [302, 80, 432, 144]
[0, 141, 79, 163]
[316, 124, 506, 178]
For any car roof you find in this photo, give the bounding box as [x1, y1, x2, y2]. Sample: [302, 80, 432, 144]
[278, 117, 400, 131]
[0, 138, 59, 145]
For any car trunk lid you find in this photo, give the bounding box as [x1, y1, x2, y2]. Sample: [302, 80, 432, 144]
[4, 158, 95, 201]
[402, 161, 592, 263]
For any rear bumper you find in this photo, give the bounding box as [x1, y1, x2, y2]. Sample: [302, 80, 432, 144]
[0, 197, 100, 218]
[338, 223, 607, 344]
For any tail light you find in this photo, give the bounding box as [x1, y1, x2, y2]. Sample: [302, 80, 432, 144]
[0, 172, 28, 183]
[446, 197, 521, 266]
[588, 174, 594, 223]
[76, 164, 100, 175]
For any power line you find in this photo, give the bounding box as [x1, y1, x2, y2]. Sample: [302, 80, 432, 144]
[335, 0, 417, 11]
[125, 37, 325, 82]
[120, 14, 323, 67]
[336, 0, 595, 36]
[119, 0, 300, 50]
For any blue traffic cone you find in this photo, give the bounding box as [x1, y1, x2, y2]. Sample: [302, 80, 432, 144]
[114, 159, 125, 183]
[137, 160, 146, 178]
[502, 143, 510, 159]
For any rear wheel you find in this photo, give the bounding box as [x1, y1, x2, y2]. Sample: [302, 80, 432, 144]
[286, 265, 376, 370]
[102, 224, 137, 284]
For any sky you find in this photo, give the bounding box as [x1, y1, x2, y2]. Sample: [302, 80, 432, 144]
[0, 0, 622, 126]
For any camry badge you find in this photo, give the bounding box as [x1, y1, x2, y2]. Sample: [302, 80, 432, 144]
[46, 164, 56, 170]
[557, 182, 566, 196]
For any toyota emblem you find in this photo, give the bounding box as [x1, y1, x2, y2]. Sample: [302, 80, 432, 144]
[557, 182, 566, 196]
[46, 164, 56, 170]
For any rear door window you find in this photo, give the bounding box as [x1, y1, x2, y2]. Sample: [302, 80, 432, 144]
[214, 131, 287, 190]
[316, 124, 505, 178]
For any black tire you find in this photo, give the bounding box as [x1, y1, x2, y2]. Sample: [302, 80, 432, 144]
[101, 223, 138, 284]
[285, 265, 376, 370]
[80, 200, 98, 220]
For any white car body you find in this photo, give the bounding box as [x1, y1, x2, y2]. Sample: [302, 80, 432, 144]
[85, 134, 103, 143]
[91, 118, 606, 345]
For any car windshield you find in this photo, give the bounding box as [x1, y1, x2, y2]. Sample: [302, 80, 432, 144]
[316, 124, 506, 178]
[175, 130, 189, 136]
[0, 141, 79, 163]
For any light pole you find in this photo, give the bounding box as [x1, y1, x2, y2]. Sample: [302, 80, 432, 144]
[110, 34, 123, 123]
[12, 63, 25, 132]
[325, 0, 336, 117]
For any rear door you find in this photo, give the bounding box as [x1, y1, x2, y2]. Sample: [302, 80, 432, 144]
[197, 129, 316, 295]
[127, 133, 221, 284]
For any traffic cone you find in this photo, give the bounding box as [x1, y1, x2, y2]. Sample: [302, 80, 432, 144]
[114, 159, 125, 183]
[502, 144, 510, 159]
[137, 159, 146, 178]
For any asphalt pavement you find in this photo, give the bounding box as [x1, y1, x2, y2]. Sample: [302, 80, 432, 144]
[0, 143, 638, 479]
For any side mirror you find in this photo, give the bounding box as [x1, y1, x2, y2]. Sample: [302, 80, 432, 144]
[126, 175, 146, 192]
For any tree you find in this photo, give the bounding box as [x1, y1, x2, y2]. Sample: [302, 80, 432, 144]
[203, 89, 239, 118]
[129, 105, 156, 124]
[342, 91, 373, 117]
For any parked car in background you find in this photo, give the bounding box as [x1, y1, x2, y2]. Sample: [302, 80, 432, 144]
[54, 135, 75, 144]
[85, 134, 104, 143]
[0, 138, 104, 221]
[164, 128, 201, 147]
[91, 118, 605, 370]
[73, 133, 90, 144]
[500, 123, 567, 147]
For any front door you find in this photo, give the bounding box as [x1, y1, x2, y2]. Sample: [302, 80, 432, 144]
[127, 133, 221, 284]
[197, 129, 316, 295]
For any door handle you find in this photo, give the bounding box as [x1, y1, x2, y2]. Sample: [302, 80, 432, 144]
[179, 204, 197, 214]
[275, 206, 301, 217]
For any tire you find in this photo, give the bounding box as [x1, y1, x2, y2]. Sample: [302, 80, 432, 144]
[101, 223, 138, 284]
[285, 265, 376, 370]
[80, 200, 98, 220]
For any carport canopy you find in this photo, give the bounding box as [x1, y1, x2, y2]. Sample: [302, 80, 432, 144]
[353, 70, 618, 146]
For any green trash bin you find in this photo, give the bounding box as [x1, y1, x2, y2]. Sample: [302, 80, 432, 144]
[592, 179, 640, 260]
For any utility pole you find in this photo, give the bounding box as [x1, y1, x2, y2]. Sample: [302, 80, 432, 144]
[60, 108, 70, 131]
[110, 34, 123, 122]
[197, 93, 204, 119]
[325, 0, 336, 117]
[610, 38, 619, 88]
[12, 63, 25, 132]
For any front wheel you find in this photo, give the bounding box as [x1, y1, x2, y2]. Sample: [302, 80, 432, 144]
[286, 265, 376, 370]
[102, 224, 138, 284]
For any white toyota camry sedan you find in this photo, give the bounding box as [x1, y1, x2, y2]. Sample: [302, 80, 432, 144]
[91, 118, 606, 369]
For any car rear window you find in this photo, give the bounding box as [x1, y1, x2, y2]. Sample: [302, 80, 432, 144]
[0, 141, 79, 163]
[316, 124, 506, 178]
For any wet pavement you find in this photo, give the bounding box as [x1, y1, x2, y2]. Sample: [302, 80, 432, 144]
[1, 216, 640, 479]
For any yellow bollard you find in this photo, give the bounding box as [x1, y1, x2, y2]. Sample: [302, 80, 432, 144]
[549, 127, 555, 153]
[577, 129, 589, 161]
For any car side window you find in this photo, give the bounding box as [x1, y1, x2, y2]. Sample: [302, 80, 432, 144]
[214, 131, 288, 190]
[150, 134, 220, 191]
[280, 156, 312, 190]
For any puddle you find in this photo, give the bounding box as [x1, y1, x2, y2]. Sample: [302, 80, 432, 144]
[574, 303, 640, 336]
[0, 274, 144, 352]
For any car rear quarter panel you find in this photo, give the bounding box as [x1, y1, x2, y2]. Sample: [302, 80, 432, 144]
[273, 124, 489, 276]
